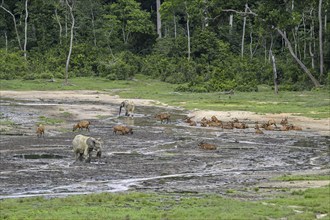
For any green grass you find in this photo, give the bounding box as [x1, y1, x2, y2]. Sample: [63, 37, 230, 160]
[0, 119, 15, 126]
[1, 186, 329, 220]
[38, 116, 64, 125]
[1, 75, 329, 118]
[274, 174, 330, 181]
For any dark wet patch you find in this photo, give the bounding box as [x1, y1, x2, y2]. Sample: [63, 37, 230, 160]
[13, 154, 64, 159]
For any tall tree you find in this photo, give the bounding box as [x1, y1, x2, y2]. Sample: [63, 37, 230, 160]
[318, 0, 323, 79]
[23, 0, 28, 60]
[276, 28, 320, 87]
[54, 5, 63, 45]
[64, 0, 75, 85]
[185, 1, 191, 60]
[106, 0, 153, 45]
[0, 1, 22, 50]
[156, 0, 162, 38]
[241, 4, 248, 58]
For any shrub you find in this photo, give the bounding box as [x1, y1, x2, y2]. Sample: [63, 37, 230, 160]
[0, 50, 29, 79]
[175, 84, 209, 93]
[22, 74, 37, 80]
[39, 71, 54, 79]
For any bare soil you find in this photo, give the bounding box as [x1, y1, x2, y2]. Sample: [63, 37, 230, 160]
[0, 90, 329, 199]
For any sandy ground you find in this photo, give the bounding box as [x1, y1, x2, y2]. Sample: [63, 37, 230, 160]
[1, 90, 329, 135]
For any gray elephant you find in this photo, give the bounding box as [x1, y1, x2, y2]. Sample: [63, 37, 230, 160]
[119, 100, 135, 117]
[72, 134, 102, 163]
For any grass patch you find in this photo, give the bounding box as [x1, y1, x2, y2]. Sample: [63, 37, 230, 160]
[1, 75, 329, 118]
[1, 186, 329, 220]
[0, 119, 15, 126]
[270, 186, 330, 218]
[59, 111, 73, 118]
[274, 174, 330, 181]
[38, 116, 64, 125]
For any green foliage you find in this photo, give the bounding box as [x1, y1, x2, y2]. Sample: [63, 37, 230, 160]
[175, 57, 262, 92]
[192, 30, 230, 63]
[39, 71, 54, 79]
[69, 43, 98, 77]
[105, 0, 154, 47]
[0, 50, 29, 79]
[98, 51, 139, 80]
[0, 0, 328, 89]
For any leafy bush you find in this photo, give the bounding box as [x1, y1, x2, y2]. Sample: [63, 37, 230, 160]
[22, 74, 37, 80]
[236, 83, 258, 92]
[0, 50, 29, 79]
[39, 71, 54, 79]
[100, 60, 133, 80]
[175, 84, 209, 93]
[192, 30, 231, 63]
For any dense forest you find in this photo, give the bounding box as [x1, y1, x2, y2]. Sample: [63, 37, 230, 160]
[1, 0, 329, 92]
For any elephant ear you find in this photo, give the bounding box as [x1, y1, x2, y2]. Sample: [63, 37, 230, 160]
[86, 137, 95, 150]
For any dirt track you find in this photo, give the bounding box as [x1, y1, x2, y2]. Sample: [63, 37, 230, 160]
[0, 91, 329, 199]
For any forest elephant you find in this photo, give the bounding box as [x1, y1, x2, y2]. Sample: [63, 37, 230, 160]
[119, 100, 135, 117]
[72, 134, 102, 163]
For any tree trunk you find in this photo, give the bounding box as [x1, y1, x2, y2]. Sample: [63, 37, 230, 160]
[229, 14, 233, 35]
[65, 0, 75, 85]
[324, 9, 327, 67]
[4, 31, 7, 52]
[185, 2, 191, 60]
[203, 0, 209, 29]
[250, 31, 253, 59]
[269, 34, 273, 62]
[173, 15, 177, 39]
[263, 38, 267, 63]
[65, 7, 68, 37]
[89, 0, 97, 46]
[241, 4, 248, 58]
[54, 8, 62, 45]
[186, 15, 191, 60]
[0, 3, 22, 50]
[302, 12, 306, 60]
[23, 0, 28, 60]
[292, 29, 298, 56]
[309, 26, 315, 69]
[156, 0, 162, 38]
[318, 0, 324, 79]
[276, 28, 320, 87]
[270, 50, 278, 95]
[309, 8, 315, 69]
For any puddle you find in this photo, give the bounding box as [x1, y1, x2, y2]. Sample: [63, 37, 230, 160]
[13, 154, 64, 159]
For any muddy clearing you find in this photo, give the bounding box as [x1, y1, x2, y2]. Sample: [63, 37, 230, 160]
[0, 91, 329, 199]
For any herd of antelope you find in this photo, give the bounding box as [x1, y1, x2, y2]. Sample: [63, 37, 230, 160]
[184, 115, 302, 135]
[36, 100, 303, 156]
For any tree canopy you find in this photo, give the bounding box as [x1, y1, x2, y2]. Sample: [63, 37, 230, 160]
[0, 0, 329, 91]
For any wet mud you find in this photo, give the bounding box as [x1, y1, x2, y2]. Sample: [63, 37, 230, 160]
[0, 96, 329, 199]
